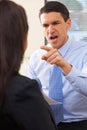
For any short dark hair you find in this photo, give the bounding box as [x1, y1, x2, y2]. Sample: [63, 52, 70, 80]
[0, 0, 28, 104]
[39, 1, 70, 22]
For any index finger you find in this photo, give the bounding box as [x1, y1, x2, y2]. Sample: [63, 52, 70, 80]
[40, 45, 52, 52]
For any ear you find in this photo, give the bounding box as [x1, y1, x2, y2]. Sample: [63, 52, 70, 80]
[66, 18, 71, 30]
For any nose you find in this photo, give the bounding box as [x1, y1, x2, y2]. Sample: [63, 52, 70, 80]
[48, 25, 55, 34]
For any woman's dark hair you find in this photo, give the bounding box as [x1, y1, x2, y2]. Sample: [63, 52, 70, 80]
[0, 0, 28, 105]
[39, 1, 70, 22]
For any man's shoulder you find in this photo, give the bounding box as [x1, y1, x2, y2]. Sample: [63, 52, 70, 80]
[75, 40, 87, 46]
[71, 40, 87, 50]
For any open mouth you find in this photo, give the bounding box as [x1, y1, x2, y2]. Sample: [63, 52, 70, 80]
[49, 35, 58, 42]
[50, 36, 58, 39]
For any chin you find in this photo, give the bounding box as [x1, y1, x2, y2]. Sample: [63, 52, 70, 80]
[51, 43, 57, 48]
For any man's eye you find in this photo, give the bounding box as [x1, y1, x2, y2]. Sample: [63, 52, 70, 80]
[43, 24, 48, 28]
[53, 22, 59, 25]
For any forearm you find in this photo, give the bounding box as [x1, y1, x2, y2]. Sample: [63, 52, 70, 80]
[65, 66, 87, 96]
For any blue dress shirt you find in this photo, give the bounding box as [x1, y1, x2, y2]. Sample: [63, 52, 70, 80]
[27, 38, 87, 123]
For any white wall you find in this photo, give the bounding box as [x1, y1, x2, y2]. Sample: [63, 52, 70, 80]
[12, 0, 45, 75]
[12, 0, 44, 57]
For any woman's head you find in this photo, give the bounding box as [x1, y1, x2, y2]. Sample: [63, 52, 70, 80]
[0, 0, 28, 72]
[0, 0, 28, 103]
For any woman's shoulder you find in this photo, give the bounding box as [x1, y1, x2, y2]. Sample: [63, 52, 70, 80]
[3, 74, 57, 130]
[3, 73, 43, 111]
[8, 74, 40, 95]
